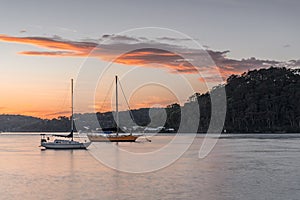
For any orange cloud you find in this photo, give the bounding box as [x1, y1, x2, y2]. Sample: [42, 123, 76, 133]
[0, 34, 206, 74]
[0, 34, 284, 81]
[19, 51, 79, 56]
[114, 48, 199, 74]
[0, 34, 95, 52]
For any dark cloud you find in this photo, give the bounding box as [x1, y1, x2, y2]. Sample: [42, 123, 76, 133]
[287, 59, 300, 68]
[102, 34, 140, 42]
[52, 35, 63, 40]
[156, 37, 193, 42]
[102, 34, 111, 38]
[207, 50, 282, 73]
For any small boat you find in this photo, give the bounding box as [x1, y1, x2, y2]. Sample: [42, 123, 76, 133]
[40, 79, 91, 149]
[88, 133, 141, 142]
[88, 76, 142, 142]
[40, 132, 90, 149]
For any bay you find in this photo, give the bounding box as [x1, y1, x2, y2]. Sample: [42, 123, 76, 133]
[0, 133, 299, 200]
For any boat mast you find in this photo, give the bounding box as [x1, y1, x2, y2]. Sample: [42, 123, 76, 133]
[115, 75, 119, 136]
[71, 79, 74, 141]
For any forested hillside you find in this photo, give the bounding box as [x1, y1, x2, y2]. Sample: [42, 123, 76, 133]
[185, 67, 300, 133]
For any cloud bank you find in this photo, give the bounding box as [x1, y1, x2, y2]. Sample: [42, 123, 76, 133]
[0, 34, 298, 81]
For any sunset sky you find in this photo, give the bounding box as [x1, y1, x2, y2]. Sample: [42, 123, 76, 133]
[0, 0, 299, 118]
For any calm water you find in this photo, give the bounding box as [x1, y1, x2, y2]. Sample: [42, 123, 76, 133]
[0, 133, 300, 200]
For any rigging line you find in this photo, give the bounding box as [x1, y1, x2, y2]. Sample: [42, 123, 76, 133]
[98, 79, 115, 113]
[118, 77, 151, 142]
[118, 77, 136, 124]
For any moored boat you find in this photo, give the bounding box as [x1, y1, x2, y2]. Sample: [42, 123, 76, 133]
[88, 133, 141, 142]
[40, 79, 91, 149]
[88, 76, 142, 143]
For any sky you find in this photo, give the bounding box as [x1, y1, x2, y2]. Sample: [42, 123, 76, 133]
[0, 0, 299, 118]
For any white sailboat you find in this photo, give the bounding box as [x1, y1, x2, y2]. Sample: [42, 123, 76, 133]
[88, 76, 142, 142]
[40, 79, 91, 149]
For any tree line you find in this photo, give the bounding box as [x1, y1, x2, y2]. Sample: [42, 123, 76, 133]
[1, 67, 300, 133]
[181, 67, 300, 133]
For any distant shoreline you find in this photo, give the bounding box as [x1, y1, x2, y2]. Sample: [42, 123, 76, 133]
[2, 68, 300, 133]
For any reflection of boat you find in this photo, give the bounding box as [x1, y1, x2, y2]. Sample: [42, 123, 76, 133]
[88, 76, 142, 142]
[40, 79, 91, 149]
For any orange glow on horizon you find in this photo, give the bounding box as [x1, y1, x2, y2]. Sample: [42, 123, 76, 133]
[0, 34, 235, 119]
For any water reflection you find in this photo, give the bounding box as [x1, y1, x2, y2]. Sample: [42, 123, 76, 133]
[0, 134, 299, 200]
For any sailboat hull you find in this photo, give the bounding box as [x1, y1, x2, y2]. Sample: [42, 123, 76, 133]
[41, 140, 91, 149]
[88, 134, 140, 142]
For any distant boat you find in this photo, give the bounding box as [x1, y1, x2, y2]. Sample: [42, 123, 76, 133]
[88, 76, 142, 142]
[88, 133, 141, 142]
[40, 79, 91, 149]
